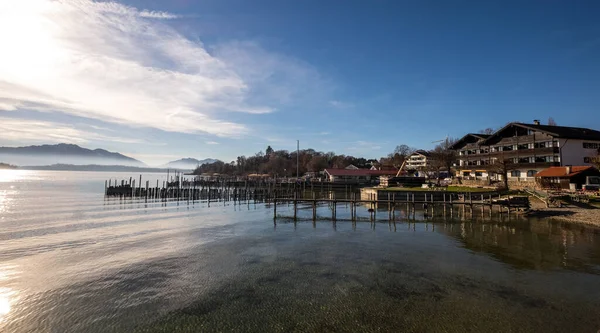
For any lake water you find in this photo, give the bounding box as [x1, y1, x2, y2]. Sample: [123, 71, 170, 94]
[1, 170, 599, 332]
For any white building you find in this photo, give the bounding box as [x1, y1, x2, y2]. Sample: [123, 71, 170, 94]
[450, 122, 600, 182]
[405, 150, 432, 169]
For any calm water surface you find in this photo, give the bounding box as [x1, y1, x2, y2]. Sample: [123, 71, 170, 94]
[0, 170, 599, 332]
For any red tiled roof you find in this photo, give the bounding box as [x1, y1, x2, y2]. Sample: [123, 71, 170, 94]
[535, 166, 594, 178]
[324, 168, 398, 176]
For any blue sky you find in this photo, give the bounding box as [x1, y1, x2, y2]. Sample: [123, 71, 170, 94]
[1, 0, 599, 165]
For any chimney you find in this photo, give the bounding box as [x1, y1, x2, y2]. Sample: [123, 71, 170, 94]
[566, 166, 571, 175]
[533, 119, 540, 125]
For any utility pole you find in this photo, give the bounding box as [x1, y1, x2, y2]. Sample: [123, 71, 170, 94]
[296, 140, 300, 178]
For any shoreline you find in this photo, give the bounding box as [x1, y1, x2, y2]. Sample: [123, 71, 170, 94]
[526, 198, 600, 228]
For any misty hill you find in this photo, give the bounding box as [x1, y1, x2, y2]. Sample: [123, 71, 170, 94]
[21, 164, 179, 173]
[163, 158, 219, 170]
[0, 143, 145, 167]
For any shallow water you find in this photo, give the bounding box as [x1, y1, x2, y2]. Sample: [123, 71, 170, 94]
[0, 170, 599, 332]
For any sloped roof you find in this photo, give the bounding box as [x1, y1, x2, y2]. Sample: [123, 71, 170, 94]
[449, 133, 491, 150]
[535, 166, 597, 178]
[410, 149, 431, 157]
[324, 168, 398, 176]
[482, 123, 600, 144]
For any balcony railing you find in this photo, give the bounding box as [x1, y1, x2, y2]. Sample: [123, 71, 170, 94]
[460, 147, 559, 160]
[460, 162, 560, 171]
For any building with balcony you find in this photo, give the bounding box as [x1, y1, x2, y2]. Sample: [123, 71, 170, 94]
[450, 122, 600, 182]
[405, 150, 431, 169]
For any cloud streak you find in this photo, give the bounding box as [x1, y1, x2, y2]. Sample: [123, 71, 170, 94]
[0, 0, 319, 138]
[0, 117, 145, 145]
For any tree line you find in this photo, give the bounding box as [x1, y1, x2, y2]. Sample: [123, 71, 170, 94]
[193, 140, 458, 177]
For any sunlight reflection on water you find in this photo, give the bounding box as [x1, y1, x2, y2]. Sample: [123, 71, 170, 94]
[0, 170, 31, 183]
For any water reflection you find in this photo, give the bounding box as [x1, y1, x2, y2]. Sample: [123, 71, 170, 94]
[0, 288, 12, 321]
[0, 170, 29, 183]
[436, 220, 600, 273]
[0, 265, 19, 324]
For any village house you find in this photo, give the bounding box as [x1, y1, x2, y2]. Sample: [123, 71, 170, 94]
[535, 166, 600, 190]
[405, 150, 431, 169]
[450, 121, 600, 184]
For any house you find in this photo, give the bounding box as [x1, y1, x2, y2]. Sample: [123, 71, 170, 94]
[450, 121, 600, 182]
[324, 168, 398, 183]
[535, 166, 600, 190]
[405, 150, 432, 169]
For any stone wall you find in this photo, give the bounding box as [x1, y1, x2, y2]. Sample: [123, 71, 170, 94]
[456, 178, 538, 190]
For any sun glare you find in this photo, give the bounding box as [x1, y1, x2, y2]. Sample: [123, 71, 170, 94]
[0, 287, 14, 321]
[0, 170, 27, 183]
[0, 0, 62, 82]
[0, 296, 9, 318]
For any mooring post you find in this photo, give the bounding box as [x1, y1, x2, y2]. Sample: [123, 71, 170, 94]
[293, 192, 297, 220]
[312, 192, 316, 221]
[104, 180, 108, 195]
[145, 180, 149, 203]
[274, 198, 277, 219]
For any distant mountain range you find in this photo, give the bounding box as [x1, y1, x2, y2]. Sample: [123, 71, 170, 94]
[0, 143, 144, 167]
[163, 158, 219, 170]
[0, 143, 219, 171]
[22, 164, 180, 173]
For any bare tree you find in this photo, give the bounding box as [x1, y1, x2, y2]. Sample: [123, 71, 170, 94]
[479, 128, 495, 135]
[488, 156, 516, 190]
[548, 117, 557, 126]
[431, 137, 458, 178]
[393, 144, 415, 157]
[591, 150, 600, 170]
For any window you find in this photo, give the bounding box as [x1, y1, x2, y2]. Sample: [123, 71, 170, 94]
[518, 157, 530, 164]
[535, 156, 546, 163]
[463, 171, 471, 177]
[511, 170, 521, 177]
[583, 142, 600, 149]
[534, 141, 551, 149]
[527, 170, 537, 177]
[503, 145, 513, 151]
[517, 144, 528, 150]
[475, 171, 483, 177]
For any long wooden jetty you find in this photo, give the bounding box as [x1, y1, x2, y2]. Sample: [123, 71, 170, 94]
[271, 192, 530, 222]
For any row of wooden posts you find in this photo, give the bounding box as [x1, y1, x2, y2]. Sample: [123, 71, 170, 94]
[104, 176, 317, 204]
[272, 192, 529, 221]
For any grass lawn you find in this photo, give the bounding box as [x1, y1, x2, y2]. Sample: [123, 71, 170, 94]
[379, 186, 496, 193]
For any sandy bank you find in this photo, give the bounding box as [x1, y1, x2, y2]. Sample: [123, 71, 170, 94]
[527, 198, 600, 228]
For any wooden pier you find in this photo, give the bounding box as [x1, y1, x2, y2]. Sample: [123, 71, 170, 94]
[271, 192, 530, 222]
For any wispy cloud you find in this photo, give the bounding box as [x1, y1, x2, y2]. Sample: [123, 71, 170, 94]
[139, 10, 180, 19]
[0, 0, 321, 138]
[329, 100, 354, 109]
[205, 141, 219, 145]
[0, 117, 145, 145]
